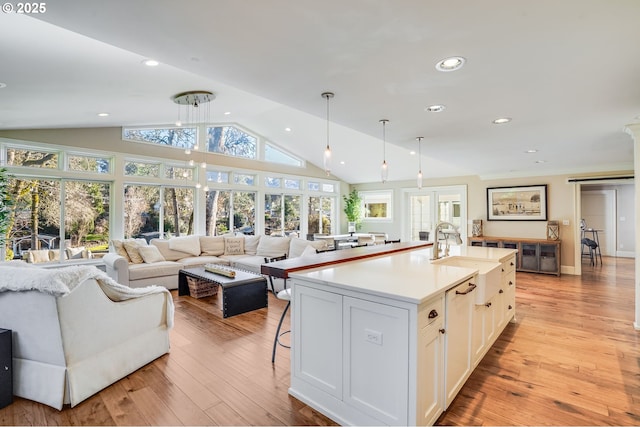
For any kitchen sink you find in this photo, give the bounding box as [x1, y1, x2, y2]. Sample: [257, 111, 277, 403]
[431, 256, 502, 304]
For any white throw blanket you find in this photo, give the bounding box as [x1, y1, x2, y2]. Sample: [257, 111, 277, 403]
[0, 264, 174, 328]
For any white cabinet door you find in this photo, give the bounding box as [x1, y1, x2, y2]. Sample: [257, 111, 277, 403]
[418, 318, 444, 425]
[444, 279, 475, 408]
[343, 296, 409, 425]
[293, 284, 343, 399]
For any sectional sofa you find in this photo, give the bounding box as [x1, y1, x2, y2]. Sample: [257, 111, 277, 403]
[103, 234, 328, 290]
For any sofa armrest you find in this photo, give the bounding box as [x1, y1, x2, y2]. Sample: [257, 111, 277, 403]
[102, 253, 130, 286]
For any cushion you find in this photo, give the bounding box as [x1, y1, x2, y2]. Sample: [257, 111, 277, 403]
[256, 235, 291, 258]
[65, 246, 86, 260]
[199, 236, 225, 256]
[288, 237, 328, 258]
[111, 239, 131, 262]
[168, 235, 201, 256]
[301, 244, 318, 258]
[150, 239, 191, 261]
[224, 237, 245, 255]
[27, 249, 51, 263]
[124, 240, 145, 264]
[138, 245, 166, 263]
[243, 235, 261, 255]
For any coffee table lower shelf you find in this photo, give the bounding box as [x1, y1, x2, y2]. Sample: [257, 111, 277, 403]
[178, 267, 268, 318]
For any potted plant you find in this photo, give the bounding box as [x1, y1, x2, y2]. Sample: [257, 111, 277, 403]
[0, 168, 13, 261]
[343, 189, 363, 234]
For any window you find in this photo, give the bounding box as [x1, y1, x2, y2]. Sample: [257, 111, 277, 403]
[265, 176, 282, 188]
[308, 181, 320, 191]
[123, 126, 196, 149]
[284, 179, 300, 190]
[206, 126, 257, 159]
[165, 165, 194, 181]
[322, 183, 335, 193]
[234, 173, 255, 186]
[265, 142, 303, 167]
[362, 191, 393, 220]
[205, 189, 256, 235]
[68, 154, 110, 174]
[266, 194, 301, 236]
[7, 147, 58, 169]
[163, 187, 195, 237]
[123, 185, 160, 239]
[308, 196, 335, 235]
[5, 176, 110, 261]
[124, 161, 160, 177]
[207, 170, 229, 184]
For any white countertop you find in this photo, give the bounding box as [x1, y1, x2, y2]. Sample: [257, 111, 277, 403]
[289, 245, 517, 304]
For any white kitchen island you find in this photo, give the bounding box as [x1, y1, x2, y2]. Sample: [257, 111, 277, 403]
[288, 246, 517, 426]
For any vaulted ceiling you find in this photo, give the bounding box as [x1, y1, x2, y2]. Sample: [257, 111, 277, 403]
[1, 0, 639, 183]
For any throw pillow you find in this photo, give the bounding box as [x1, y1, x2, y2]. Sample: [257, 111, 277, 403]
[111, 239, 131, 262]
[199, 235, 225, 256]
[256, 235, 290, 258]
[224, 237, 245, 255]
[289, 237, 328, 258]
[243, 235, 261, 255]
[138, 245, 166, 263]
[301, 244, 318, 258]
[65, 246, 86, 260]
[168, 235, 201, 256]
[123, 240, 145, 264]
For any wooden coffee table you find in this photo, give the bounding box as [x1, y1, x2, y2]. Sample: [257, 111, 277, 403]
[178, 266, 268, 318]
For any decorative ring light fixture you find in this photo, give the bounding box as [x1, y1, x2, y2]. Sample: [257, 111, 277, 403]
[379, 119, 389, 183]
[173, 90, 215, 189]
[321, 92, 335, 176]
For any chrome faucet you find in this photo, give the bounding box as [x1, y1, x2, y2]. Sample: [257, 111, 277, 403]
[431, 221, 463, 260]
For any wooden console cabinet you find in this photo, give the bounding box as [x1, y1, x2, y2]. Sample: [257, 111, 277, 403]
[468, 236, 561, 276]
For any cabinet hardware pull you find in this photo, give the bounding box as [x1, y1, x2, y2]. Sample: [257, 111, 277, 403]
[510, 262, 514, 266]
[485, 302, 492, 308]
[509, 281, 514, 286]
[428, 309, 438, 319]
[508, 305, 513, 310]
[439, 328, 446, 334]
[455, 283, 477, 295]
[501, 268, 504, 272]
[499, 289, 504, 294]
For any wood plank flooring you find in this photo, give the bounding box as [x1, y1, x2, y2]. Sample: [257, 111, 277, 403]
[1, 256, 638, 426]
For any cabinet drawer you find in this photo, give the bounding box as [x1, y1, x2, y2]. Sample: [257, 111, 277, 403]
[418, 296, 444, 329]
[501, 256, 516, 275]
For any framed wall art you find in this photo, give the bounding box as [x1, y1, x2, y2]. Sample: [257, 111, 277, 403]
[487, 185, 547, 221]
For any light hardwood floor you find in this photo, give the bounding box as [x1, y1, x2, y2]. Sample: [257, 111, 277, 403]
[1, 257, 638, 426]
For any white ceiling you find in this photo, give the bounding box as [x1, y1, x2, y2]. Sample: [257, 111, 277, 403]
[1, 0, 639, 184]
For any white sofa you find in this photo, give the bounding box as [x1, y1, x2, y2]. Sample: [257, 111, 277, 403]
[103, 235, 328, 290]
[0, 264, 173, 410]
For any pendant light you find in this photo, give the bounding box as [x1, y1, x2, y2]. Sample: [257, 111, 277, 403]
[322, 92, 334, 176]
[379, 119, 389, 183]
[416, 137, 423, 189]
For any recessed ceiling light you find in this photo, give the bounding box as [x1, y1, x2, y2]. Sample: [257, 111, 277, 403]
[224, 111, 231, 115]
[284, 127, 291, 132]
[535, 160, 547, 164]
[492, 117, 512, 124]
[410, 150, 416, 155]
[435, 56, 465, 72]
[97, 112, 110, 117]
[525, 149, 538, 153]
[142, 59, 159, 67]
[0, 83, 6, 89]
[425, 104, 446, 112]
[340, 161, 345, 165]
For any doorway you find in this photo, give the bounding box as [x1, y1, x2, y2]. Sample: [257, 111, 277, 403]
[581, 189, 615, 256]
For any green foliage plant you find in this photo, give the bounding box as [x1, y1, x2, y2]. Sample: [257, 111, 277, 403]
[342, 189, 363, 231]
[0, 168, 14, 260]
